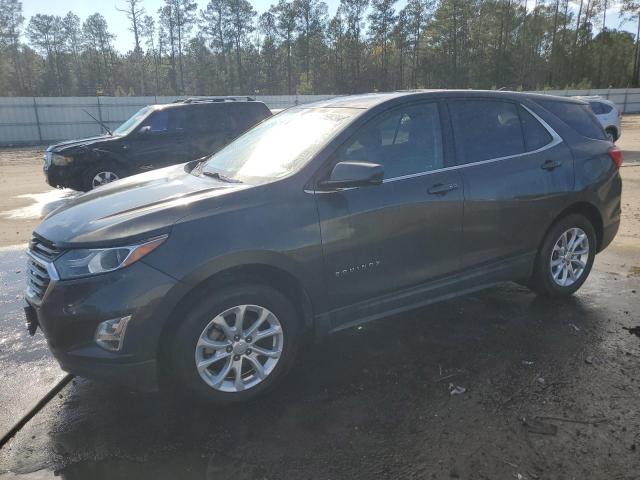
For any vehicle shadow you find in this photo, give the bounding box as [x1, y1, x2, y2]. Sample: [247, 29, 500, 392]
[1, 282, 618, 480]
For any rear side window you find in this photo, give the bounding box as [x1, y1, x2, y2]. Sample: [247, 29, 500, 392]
[449, 100, 524, 164]
[231, 104, 270, 130]
[519, 107, 553, 151]
[537, 100, 606, 140]
[186, 105, 231, 134]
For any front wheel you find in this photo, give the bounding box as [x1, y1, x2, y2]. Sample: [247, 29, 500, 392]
[82, 163, 125, 191]
[529, 214, 596, 297]
[170, 284, 301, 404]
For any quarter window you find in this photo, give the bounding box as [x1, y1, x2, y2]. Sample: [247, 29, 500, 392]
[600, 103, 613, 114]
[589, 101, 604, 115]
[449, 100, 525, 164]
[519, 107, 553, 151]
[536, 100, 606, 140]
[335, 103, 444, 179]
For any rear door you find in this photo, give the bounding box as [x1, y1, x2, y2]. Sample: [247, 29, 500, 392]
[314, 101, 464, 309]
[448, 98, 573, 271]
[228, 103, 271, 137]
[187, 104, 228, 158]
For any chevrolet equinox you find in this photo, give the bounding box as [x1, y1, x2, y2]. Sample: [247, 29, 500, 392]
[24, 91, 622, 403]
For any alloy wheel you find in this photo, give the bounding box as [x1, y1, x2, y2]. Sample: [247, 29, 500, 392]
[194, 304, 284, 392]
[92, 171, 119, 188]
[550, 227, 590, 287]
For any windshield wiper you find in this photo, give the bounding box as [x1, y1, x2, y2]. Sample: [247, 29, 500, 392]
[201, 170, 243, 183]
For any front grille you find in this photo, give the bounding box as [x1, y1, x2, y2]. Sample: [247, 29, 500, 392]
[26, 236, 62, 301]
[26, 257, 50, 300]
[29, 236, 62, 262]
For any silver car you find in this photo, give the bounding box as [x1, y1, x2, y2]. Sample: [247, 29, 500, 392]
[574, 96, 621, 142]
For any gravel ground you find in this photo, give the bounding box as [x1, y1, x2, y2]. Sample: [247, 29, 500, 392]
[0, 122, 638, 480]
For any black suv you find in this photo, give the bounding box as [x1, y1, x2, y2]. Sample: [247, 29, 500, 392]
[25, 91, 622, 403]
[43, 97, 272, 191]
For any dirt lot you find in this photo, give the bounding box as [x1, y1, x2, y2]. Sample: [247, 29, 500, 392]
[0, 121, 639, 479]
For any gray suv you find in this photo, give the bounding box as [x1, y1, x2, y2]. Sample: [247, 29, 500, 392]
[24, 91, 622, 403]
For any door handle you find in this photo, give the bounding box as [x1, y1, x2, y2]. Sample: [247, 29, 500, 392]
[428, 183, 458, 195]
[541, 159, 562, 170]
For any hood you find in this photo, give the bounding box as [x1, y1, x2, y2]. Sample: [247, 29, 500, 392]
[35, 164, 248, 247]
[49, 134, 115, 153]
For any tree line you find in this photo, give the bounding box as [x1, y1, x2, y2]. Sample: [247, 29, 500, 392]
[1, 0, 640, 97]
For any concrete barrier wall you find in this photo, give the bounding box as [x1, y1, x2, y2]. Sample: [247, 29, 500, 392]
[0, 89, 637, 146]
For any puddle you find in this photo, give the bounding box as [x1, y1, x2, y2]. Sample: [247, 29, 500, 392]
[0, 472, 55, 480]
[0, 470, 55, 480]
[0, 453, 221, 480]
[0, 190, 80, 220]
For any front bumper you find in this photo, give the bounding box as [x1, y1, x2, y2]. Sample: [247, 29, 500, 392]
[44, 164, 80, 190]
[26, 260, 185, 392]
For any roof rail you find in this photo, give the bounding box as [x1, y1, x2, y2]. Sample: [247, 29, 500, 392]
[572, 95, 603, 100]
[176, 96, 255, 104]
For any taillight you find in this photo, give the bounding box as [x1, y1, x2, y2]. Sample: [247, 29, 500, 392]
[608, 145, 623, 168]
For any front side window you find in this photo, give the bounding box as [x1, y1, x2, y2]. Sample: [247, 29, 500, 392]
[450, 100, 525, 164]
[142, 108, 186, 135]
[334, 102, 444, 179]
[147, 111, 169, 133]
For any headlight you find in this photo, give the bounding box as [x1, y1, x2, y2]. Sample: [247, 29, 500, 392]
[54, 235, 167, 280]
[52, 154, 74, 166]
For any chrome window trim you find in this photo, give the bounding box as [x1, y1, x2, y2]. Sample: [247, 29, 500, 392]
[382, 104, 562, 184]
[308, 102, 562, 192]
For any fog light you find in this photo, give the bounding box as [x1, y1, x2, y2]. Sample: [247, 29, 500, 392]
[94, 316, 131, 352]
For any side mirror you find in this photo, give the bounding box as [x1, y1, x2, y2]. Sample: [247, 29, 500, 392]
[319, 161, 384, 190]
[138, 125, 152, 136]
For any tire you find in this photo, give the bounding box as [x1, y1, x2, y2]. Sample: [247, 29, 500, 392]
[529, 213, 596, 297]
[82, 163, 125, 191]
[170, 284, 301, 404]
[605, 127, 618, 143]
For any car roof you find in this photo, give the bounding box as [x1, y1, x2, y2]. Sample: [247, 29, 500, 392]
[299, 90, 587, 110]
[154, 101, 268, 111]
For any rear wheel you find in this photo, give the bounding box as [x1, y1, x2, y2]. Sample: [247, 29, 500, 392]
[170, 284, 301, 404]
[605, 127, 618, 142]
[530, 214, 596, 297]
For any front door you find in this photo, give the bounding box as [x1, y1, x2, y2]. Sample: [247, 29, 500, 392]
[124, 108, 189, 172]
[313, 101, 464, 310]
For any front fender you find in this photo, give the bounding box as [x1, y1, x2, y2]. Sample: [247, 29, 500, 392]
[91, 148, 131, 173]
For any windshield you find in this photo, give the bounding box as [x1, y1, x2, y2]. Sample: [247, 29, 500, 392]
[113, 106, 153, 136]
[201, 107, 360, 182]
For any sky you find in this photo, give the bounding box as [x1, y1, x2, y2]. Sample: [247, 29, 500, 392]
[22, 0, 637, 54]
